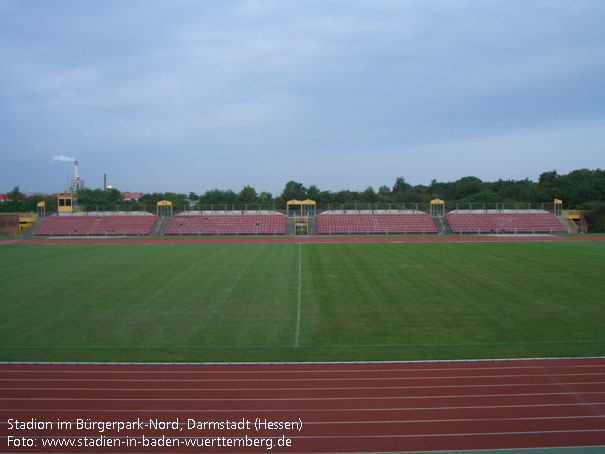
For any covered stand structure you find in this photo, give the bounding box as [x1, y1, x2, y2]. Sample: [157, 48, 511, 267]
[37, 201, 45, 218]
[286, 199, 316, 217]
[157, 200, 173, 219]
[430, 199, 445, 217]
[287, 199, 316, 236]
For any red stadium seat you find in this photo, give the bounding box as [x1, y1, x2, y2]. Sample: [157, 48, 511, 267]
[164, 214, 286, 235]
[445, 212, 566, 233]
[34, 215, 156, 236]
[316, 213, 436, 234]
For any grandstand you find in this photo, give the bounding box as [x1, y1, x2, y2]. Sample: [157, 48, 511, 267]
[445, 210, 567, 234]
[26, 200, 572, 237]
[34, 213, 156, 236]
[165, 212, 286, 235]
[29, 209, 570, 236]
[317, 211, 437, 234]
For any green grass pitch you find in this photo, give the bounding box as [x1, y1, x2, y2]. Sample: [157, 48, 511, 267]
[0, 241, 604, 362]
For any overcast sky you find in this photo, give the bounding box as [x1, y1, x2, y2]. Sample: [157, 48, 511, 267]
[1, 0, 604, 195]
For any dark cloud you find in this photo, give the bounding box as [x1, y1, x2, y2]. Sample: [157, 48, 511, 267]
[1, 0, 604, 194]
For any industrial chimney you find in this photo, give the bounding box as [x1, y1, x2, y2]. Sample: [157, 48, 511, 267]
[69, 160, 85, 192]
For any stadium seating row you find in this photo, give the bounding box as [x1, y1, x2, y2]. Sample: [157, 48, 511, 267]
[32, 212, 567, 236]
[165, 214, 286, 235]
[317, 213, 437, 234]
[34, 215, 156, 236]
[445, 212, 566, 233]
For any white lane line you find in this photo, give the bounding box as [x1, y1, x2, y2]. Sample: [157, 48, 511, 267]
[2, 402, 604, 412]
[3, 390, 605, 402]
[285, 429, 605, 439]
[301, 415, 605, 424]
[0, 240, 20, 245]
[3, 381, 605, 392]
[1, 415, 603, 426]
[2, 372, 605, 383]
[2, 364, 605, 374]
[0, 429, 601, 440]
[294, 242, 302, 347]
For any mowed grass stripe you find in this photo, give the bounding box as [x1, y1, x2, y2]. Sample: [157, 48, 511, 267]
[301, 242, 605, 360]
[294, 242, 303, 347]
[0, 244, 300, 359]
[0, 241, 604, 362]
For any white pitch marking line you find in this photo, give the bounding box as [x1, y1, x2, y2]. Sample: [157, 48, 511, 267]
[294, 242, 302, 347]
[2, 364, 605, 374]
[2, 355, 605, 365]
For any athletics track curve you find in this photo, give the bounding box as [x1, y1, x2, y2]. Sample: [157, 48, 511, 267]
[1, 358, 604, 453]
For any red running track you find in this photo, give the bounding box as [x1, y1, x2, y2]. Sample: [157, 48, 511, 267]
[1, 358, 605, 453]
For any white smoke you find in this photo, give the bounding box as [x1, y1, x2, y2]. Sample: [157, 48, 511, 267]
[53, 154, 76, 162]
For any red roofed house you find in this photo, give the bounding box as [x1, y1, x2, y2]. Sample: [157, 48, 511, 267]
[122, 192, 143, 201]
[0, 194, 8, 202]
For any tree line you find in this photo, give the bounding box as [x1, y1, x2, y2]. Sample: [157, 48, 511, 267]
[132, 168, 605, 209]
[275, 169, 605, 208]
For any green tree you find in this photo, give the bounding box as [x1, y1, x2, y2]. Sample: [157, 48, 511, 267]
[318, 190, 335, 204]
[8, 186, 24, 202]
[239, 185, 258, 204]
[361, 186, 377, 203]
[539, 170, 558, 186]
[198, 189, 238, 205]
[281, 181, 306, 201]
[377, 185, 391, 202]
[498, 179, 538, 203]
[582, 201, 605, 232]
[450, 176, 483, 200]
[562, 169, 604, 207]
[307, 185, 320, 201]
[459, 191, 503, 204]
[335, 190, 353, 203]
[76, 188, 124, 207]
[392, 177, 411, 194]
[139, 191, 187, 208]
[258, 191, 273, 205]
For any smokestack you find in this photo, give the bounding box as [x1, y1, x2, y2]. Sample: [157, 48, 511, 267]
[104, 174, 107, 191]
[74, 161, 79, 180]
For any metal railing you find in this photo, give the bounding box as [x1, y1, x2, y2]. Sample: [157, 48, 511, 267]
[39, 201, 562, 216]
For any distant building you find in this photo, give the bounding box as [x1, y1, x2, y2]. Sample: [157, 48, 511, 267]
[122, 192, 143, 201]
[0, 194, 8, 202]
[0, 214, 19, 236]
